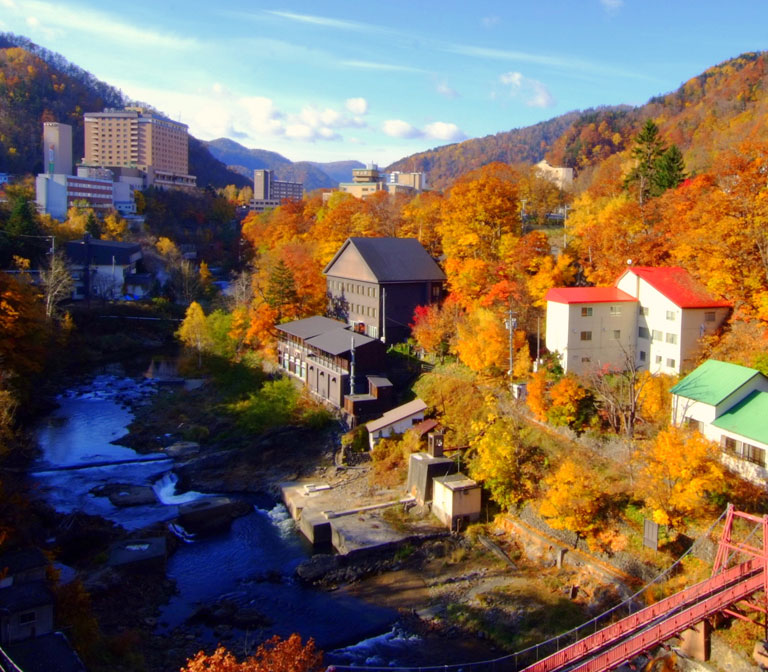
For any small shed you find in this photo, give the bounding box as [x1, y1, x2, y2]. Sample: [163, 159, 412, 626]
[366, 398, 427, 449]
[406, 452, 458, 505]
[0, 581, 54, 644]
[432, 473, 482, 531]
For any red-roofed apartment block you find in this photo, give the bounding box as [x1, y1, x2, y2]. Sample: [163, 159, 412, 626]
[545, 266, 731, 375]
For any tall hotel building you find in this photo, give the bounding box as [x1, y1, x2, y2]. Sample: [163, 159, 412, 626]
[251, 169, 304, 211]
[83, 107, 196, 189]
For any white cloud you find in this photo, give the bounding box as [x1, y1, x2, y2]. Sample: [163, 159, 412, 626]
[481, 16, 500, 28]
[600, 0, 623, 10]
[341, 60, 426, 74]
[18, 0, 198, 50]
[436, 82, 459, 99]
[382, 119, 466, 142]
[346, 97, 369, 115]
[424, 122, 466, 141]
[25, 15, 38, 27]
[499, 71, 556, 108]
[265, 10, 375, 33]
[382, 120, 422, 139]
[0, 0, 16, 7]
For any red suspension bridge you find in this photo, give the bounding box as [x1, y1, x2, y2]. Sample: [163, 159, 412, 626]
[328, 505, 768, 672]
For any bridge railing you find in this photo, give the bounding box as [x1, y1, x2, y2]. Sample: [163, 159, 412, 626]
[326, 507, 731, 672]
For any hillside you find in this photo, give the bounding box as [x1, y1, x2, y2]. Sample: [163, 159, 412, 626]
[386, 111, 583, 190]
[0, 33, 246, 188]
[205, 138, 364, 191]
[389, 52, 768, 189]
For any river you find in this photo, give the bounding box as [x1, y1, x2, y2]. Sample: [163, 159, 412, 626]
[30, 360, 438, 667]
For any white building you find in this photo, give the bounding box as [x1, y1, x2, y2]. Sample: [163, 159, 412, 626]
[545, 266, 731, 375]
[671, 360, 768, 485]
[366, 398, 427, 449]
[432, 473, 482, 531]
[65, 237, 144, 299]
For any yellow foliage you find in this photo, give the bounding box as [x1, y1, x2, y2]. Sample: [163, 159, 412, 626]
[636, 427, 724, 528]
[455, 307, 508, 375]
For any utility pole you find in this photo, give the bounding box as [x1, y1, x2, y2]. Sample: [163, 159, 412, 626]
[349, 335, 356, 395]
[562, 205, 571, 251]
[505, 309, 517, 377]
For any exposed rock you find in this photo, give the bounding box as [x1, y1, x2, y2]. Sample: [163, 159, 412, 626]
[92, 483, 159, 507]
[164, 441, 201, 458]
[176, 497, 251, 535]
[295, 554, 341, 582]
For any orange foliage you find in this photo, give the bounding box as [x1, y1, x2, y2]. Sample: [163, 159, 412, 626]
[181, 635, 323, 672]
[526, 370, 549, 421]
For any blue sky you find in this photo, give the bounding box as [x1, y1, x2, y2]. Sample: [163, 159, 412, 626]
[1, 0, 767, 165]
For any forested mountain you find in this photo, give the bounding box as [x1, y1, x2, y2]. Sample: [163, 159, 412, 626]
[0, 33, 246, 188]
[205, 138, 364, 191]
[386, 112, 583, 190]
[390, 52, 768, 189]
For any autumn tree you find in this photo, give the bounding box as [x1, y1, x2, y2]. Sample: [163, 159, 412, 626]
[177, 301, 211, 367]
[455, 307, 508, 375]
[410, 300, 460, 361]
[539, 458, 611, 548]
[101, 210, 128, 241]
[181, 635, 323, 672]
[547, 375, 592, 430]
[526, 369, 550, 421]
[636, 427, 724, 529]
[469, 417, 544, 510]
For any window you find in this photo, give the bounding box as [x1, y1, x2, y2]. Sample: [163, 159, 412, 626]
[610, 305, 622, 316]
[639, 350, 647, 362]
[705, 311, 716, 322]
[666, 358, 676, 368]
[655, 355, 663, 364]
[744, 443, 766, 467]
[651, 329, 662, 342]
[580, 307, 593, 317]
[581, 357, 591, 363]
[17, 611, 36, 627]
[638, 326, 650, 339]
[580, 331, 592, 341]
[666, 310, 676, 321]
[665, 333, 678, 344]
[613, 330, 621, 339]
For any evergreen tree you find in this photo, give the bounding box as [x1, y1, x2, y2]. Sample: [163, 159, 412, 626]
[265, 259, 298, 322]
[623, 119, 666, 205]
[652, 144, 687, 195]
[85, 211, 101, 239]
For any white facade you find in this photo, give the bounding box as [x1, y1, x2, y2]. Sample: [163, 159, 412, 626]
[545, 296, 636, 375]
[366, 398, 427, 449]
[671, 360, 768, 485]
[546, 267, 730, 376]
[432, 473, 482, 530]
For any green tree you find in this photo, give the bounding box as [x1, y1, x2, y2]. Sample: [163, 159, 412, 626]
[653, 145, 687, 195]
[624, 119, 666, 205]
[265, 259, 298, 322]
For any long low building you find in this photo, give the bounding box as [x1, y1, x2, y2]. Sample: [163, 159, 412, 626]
[276, 316, 386, 408]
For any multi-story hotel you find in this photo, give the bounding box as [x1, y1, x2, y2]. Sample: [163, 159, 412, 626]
[251, 169, 304, 211]
[83, 107, 195, 188]
[338, 164, 427, 199]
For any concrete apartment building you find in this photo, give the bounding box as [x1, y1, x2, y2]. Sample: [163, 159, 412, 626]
[251, 169, 304, 212]
[545, 266, 730, 375]
[43, 122, 72, 175]
[83, 107, 196, 189]
[338, 164, 428, 199]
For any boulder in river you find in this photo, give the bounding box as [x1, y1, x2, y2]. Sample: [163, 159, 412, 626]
[92, 484, 159, 507]
[176, 497, 251, 535]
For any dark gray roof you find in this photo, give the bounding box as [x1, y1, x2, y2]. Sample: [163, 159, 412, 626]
[6, 632, 86, 672]
[305, 329, 379, 356]
[0, 548, 47, 575]
[65, 238, 141, 266]
[276, 316, 347, 339]
[0, 580, 52, 611]
[324, 237, 446, 283]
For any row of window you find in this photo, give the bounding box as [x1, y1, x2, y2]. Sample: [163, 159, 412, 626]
[581, 306, 716, 322]
[331, 280, 378, 298]
[722, 436, 766, 467]
[350, 304, 377, 318]
[579, 330, 621, 341]
[638, 327, 678, 344]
